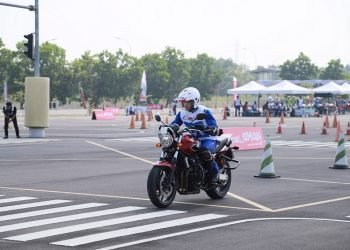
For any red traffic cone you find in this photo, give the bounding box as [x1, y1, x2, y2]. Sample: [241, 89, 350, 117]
[321, 122, 327, 135]
[333, 113, 338, 128]
[346, 122, 350, 136]
[325, 114, 330, 128]
[280, 112, 285, 124]
[265, 111, 270, 124]
[276, 122, 282, 134]
[129, 115, 135, 129]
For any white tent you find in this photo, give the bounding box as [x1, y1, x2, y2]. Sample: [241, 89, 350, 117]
[340, 82, 350, 94]
[262, 80, 312, 95]
[227, 81, 267, 95]
[312, 81, 344, 95]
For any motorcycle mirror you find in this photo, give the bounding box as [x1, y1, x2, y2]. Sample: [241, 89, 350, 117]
[196, 113, 207, 120]
[155, 115, 161, 122]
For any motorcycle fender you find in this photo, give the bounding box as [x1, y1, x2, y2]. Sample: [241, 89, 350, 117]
[153, 161, 175, 169]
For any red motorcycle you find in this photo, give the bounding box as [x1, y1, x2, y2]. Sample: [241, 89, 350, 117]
[147, 113, 240, 208]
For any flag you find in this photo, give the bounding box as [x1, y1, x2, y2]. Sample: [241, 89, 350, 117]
[233, 76, 238, 102]
[139, 70, 147, 102]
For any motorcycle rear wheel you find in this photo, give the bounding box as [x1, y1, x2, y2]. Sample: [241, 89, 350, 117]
[147, 166, 176, 208]
[205, 168, 231, 199]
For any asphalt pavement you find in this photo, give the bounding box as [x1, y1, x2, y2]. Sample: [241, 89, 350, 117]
[0, 108, 349, 250]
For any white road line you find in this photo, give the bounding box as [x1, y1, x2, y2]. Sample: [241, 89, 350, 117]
[0, 200, 71, 212]
[51, 214, 227, 247]
[0, 197, 36, 204]
[0, 203, 107, 222]
[281, 177, 350, 185]
[95, 217, 350, 250]
[6, 210, 186, 242]
[227, 192, 273, 212]
[0, 206, 146, 233]
[86, 141, 153, 164]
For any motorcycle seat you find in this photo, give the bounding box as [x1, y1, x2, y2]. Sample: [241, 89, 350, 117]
[212, 137, 229, 154]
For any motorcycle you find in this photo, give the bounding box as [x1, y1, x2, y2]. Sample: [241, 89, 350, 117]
[147, 113, 240, 208]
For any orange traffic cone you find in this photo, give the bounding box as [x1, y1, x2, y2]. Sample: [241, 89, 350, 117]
[280, 112, 285, 124]
[335, 121, 340, 142]
[135, 112, 139, 122]
[333, 113, 337, 128]
[223, 107, 227, 120]
[140, 113, 146, 129]
[265, 111, 270, 124]
[346, 121, 350, 136]
[276, 122, 282, 134]
[325, 114, 330, 128]
[129, 115, 135, 129]
[300, 121, 306, 134]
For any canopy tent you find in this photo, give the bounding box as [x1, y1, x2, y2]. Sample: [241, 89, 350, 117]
[261, 80, 312, 95]
[312, 81, 345, 95]
[227, 81, 267, 95]
[340, 82, 350, 94]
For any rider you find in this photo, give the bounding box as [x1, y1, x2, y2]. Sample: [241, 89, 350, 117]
[171, 87, 220, 184]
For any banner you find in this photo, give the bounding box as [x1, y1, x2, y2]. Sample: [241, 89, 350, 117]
[222, 127, 264, 150]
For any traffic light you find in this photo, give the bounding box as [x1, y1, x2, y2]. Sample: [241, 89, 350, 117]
[24, 33, 34, 60]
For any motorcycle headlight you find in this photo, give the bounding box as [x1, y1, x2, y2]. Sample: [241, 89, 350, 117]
[158, 132, 174, 148]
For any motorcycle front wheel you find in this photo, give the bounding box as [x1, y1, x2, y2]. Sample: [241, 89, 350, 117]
[147, 166, 176, 208]
[205, 168, 231, 199]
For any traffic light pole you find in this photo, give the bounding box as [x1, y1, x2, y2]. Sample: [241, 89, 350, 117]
[0, 0, 39, 76]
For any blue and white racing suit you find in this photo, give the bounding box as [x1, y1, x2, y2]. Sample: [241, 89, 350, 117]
[171, 105, 219, 177]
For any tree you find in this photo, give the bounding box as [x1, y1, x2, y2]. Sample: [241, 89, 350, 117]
[140, 53, 169, 102]
[280, 52, 318, 80]
[40, 42, 72, 104]
[319, 59, 344, 80]
[161, 47, 189, 105]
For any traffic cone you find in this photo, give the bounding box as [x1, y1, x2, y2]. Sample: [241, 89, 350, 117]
[300, 121, 306, 134]
[332, 113, 337, 128]
[252, 122, 256, 127]
[325, 114, 330, 128]
[140, 112, 146, 129]
[335, 121, 340, 142]
[255, 136, 280, 178]
[280, 112, 285, 124]
[330, 133, 349, 169]
[135, 112, 139, 122]
[223, 107, 227, 120]
[346, 122, 350, 136]
[321, 122, 327, 135]
[276, 122, 282, 134]
[129, 115, 135, 129]
[265, 111, 270, 124]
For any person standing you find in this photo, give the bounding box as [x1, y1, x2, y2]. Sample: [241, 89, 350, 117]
[171, 97, 178, 115]
[3, 102, 20, 139]
[234, 96, 241, 117]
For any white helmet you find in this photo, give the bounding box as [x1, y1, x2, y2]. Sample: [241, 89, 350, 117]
[177, 87, 200, 109]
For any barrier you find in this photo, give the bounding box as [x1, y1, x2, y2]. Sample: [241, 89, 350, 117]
[222, 127, 264, 151]
[92, 110, 114, 120]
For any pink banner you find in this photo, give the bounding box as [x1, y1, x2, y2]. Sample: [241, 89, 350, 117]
[104, 107, 120, 115]
[93, 110, 114, 120]
[222, 127, 265, 150]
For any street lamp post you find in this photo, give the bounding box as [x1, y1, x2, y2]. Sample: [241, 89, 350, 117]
[114, 36, 132, 55]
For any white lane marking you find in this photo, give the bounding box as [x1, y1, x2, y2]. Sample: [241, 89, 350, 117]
[6, 210, 186, 242]
[0, 203, 107, 222]
[51, 214, 227, 247]
[86, 141, 153, 164]
[0, 206, 146, 233]
[227, 192, 273, 212]
[0, 197, 36, 204]
[95, 217, 350, 250]
[274, 196, 350, 212]
[0, 200, 71, 212]
[282, 177, 350, 185]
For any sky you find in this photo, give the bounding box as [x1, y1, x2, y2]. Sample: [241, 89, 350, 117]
[0, 0, 349, 69]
